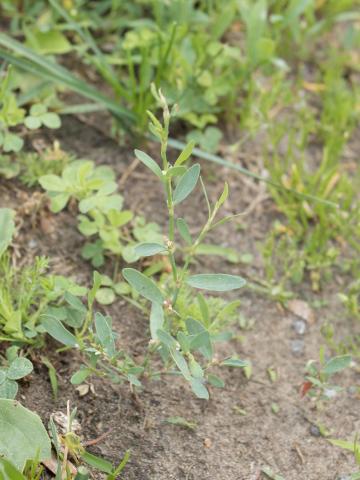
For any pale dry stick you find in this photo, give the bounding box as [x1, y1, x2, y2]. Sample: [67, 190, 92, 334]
[119, 157, 140, 187]
[293, 442, 305, 464]
[83, 430, 112, 447]
[61, 400, 71, 477]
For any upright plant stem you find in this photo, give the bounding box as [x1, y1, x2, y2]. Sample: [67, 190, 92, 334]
[160, 126, 178, 285]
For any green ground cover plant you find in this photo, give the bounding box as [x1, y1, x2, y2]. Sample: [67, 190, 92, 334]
[0, 399, 129, 479]
[0, 1, 359, 477]
[39, 98, 249, 399]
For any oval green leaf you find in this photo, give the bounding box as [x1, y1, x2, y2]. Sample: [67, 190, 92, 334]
[135, 243, 167, 257]
[323, 355, 352, 376]
[173, 164, 200, 205]
[221, 358, 249, 368]
[0, 208, 15, 257]
[41, 316, 78, 347]
[150, 303, 164, 340]
[71, 368, 92, 385]
[186, 273, 246, 292]
[174, 140, 195, 166]
[122, 268, 164, 304]
[134, 149, 163, 179]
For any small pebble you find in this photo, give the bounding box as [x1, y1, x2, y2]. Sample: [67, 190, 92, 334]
[337, 476, 351, 480]
[310, 425, 321, 437]
[28, 239, 38, 249]
[347, 386, 357, 396]
[292, 319, 306, 335]
[324, 388, 337, 399]
[291, 339, 305, 356]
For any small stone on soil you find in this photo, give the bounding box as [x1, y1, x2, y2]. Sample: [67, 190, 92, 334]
[28, 239, 38, 249]
[309, 425, 321, 437]
[292, 319, 306, 335]
[347, 386, 357, 396]
[290, 339, 305, 356]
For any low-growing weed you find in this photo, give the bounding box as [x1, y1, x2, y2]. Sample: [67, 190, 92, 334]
[39, 160, 122, 214]
[301, 347, 352, 403]
[0, 141, 71, 185]
[0, 208, 88, 345]
[40, 158, 167, 281]
[262, 50, 359, 289]
[40, 96, 249, 399]
[121, 92, 249, 398]
[329, 436, 360, 480]
[41, 271, 142, 389]
[0, 399, 129, 479]
[0, 347, 33, 399]
[0, 66, 61, 153]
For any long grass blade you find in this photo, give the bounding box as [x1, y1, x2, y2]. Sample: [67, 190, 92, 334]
[166, 138, 338, 208]
[0, 45, 134, 125]
[0, 34, 337, 207]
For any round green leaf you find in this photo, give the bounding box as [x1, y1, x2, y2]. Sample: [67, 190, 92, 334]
[0, 379, 18, 399]
[7, 358, 33, 380]
[95, 288, 116, 305]
[29, 104, 47, 116]
[41, 112, 61, 129]
[0, 400, 51, 471]
[38, 174, 65, 192]
[186, 273, 246, 292]
[3, 133, 23, 153]
[24, 116, 42, 130]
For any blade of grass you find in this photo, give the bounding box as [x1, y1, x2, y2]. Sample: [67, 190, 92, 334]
[166, 137, 338, 208]
[0, 46, 134, 126]
[0, 35, 338, 208]
[48, 0, 129, 101]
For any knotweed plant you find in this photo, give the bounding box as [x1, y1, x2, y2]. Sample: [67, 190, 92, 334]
[122, 90, 248, 398]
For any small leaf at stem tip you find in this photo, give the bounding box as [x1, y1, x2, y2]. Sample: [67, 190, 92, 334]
[186, 273, 246, 291]
[173, 164, 200, 205]
[216, 182, 229, 208]
[176, 218, 193, 245]
[166, 166, 186, 178]
[122, 268, 164, 304]
[174, 140, 195, 166]
[135, 242, 167, 257]
[134, 149, 163, 179]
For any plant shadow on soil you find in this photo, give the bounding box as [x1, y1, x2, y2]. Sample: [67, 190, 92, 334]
[1, 116, 359, 480]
